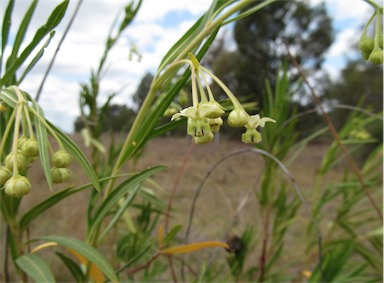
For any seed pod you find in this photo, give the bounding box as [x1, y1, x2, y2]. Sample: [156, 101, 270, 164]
[0, 166, 12, 186]
[4, 176, 31, 197]
[22, 138, 39, 157]
[17, 136, 29, 150]
[52, 150, 72, 168]
[51, 167, 72, 183]
[228, 109, 249, 128]
[5, 151, 29, 172]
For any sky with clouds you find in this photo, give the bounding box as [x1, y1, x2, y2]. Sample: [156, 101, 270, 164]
[0, 0, 375, 133]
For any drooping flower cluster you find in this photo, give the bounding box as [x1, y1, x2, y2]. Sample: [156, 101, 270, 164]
[0, 86, 72, 198]
[359, 6, 383, 64]
[171, 53, 275, 145]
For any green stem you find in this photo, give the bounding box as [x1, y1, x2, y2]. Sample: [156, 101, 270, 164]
[27, 107, 64, 149]
[364, 0, 383, 11]
[196, 71, 208, 103]
[0, 106, 17, 158]
[191, 66, 200, 106]
[201, 66, 243, 109]
[22, 105, 34, 139]
[374, 8, 382, 49]
[11, 105, 23, 176]
[199, 70, 215, 102]
[361, 12, 377, 39]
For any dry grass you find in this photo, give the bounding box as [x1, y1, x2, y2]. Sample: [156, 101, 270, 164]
[11, 134, 348, 281]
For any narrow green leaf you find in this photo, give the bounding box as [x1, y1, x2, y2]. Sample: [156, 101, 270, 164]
[163, 225, 183, 246]
[16, 253, 56, 283]
[18, 31, 56, 85]
[0, 87, 18, 107]
[0, 0, 14, 74]
[8, 0, 38, 64]
[31, 100, 52, 190]
[1, 0, 69, 85]
[39, 236, 118, 282]
[55, 252, 84, 282]
[20, 175, 127, 231]
[47, 121, 101, 191]
[99, 184, 140, 241]
[89, 166, 165, 238]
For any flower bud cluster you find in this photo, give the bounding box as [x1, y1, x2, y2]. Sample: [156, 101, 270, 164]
[359, 9, 383, 64]
[170, 53, 275, 145]
[1, 86, 73, 197]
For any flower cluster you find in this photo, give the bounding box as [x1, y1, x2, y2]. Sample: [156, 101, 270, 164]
[0, 86, 72, 198]
[171, 53, 275, 145]
[359, 7, 383, 64]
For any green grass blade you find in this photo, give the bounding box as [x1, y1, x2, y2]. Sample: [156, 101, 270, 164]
[99, 184, 141, 241]
[55, 252, 84, 282]
[39, 236, 119, 282]
[88, 166, 165, 238]
[18, 30, 55, 85]
[16, 253, 56, 283]
[47, 121, 101, 191]
[163, 225, 183, 246]
[31, 100, 52, 190]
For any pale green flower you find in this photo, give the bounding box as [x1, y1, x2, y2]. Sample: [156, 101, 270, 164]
[241, 114, 276, 144]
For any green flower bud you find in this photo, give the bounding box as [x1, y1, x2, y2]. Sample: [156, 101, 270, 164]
[193, 131, 214, 145]
[17, 136, 29, 150]
[5, 152, 28, 172]
[358, 37, 374, 53]
[208, 117, 223, 133]
[368, 49, 383, 65]
[22, 138, 39, 157]
[228, 109, 249, 127]
[242, 129, 262, 144]
[164, 107, 178, 117]
[198, 101, 225, 119]
[51, 167, 72, 183]
[52, 150, 72, 168]
[0, 166, 12, 186]
[4, 176, 31, 197]
[361, 50, 370, 60]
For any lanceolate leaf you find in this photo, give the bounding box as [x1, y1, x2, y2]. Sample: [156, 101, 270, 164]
[47, 121, 101, 191]
[55, 252, 84, 282]
[0, 0, 69, 85]
[16, 253, 56, 283]
[161, 241, 229, 254]
[39, 236, 119, 282]
[31, 100, 52, 190]
[0, 0, 14, 74]
[88, 166, 165, 238]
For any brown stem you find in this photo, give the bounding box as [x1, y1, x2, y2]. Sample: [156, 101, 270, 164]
[256, 207, 271, 282]
[164, 142, 195, 232]
[285, 44, 383, 224]
[126, 252, 161, 276]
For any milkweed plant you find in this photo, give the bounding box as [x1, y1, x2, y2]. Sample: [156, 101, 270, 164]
[0, 0, 382, 282]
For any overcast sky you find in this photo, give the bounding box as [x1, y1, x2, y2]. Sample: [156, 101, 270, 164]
[0, 0, 374, 133]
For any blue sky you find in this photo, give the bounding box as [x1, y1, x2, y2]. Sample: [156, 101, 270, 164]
[0, 0, 375, 133]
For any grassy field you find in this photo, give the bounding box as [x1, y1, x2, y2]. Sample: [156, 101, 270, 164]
[16, 134, 351, 281]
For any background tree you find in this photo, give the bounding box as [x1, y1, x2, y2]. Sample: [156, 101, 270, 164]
[209, 1, 333, 107]
[133, 72, 154, 109]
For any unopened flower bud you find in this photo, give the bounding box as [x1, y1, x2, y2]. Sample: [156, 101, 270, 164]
[358, 37, 374, 53]
[368, 49, 383, 65]
[4, 176, 31, 197]
[242, 129, 262, 144]
[51, 167, 72, 183]
[5, 152, 28, 172]
[193, 131, 214, 145]
[17, 136, 29, 150]
[208, 117, 223, 133]
[52, 150, 72, 168]
[22, 138, 39, 157]
[228, 109, 249, 127]
[0, 166, 12, 186]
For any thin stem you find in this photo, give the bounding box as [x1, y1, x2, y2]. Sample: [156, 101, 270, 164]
[11, 105, 23, 175]
[0, 106, 17, 158]
[35, 0, 84, 101]
[190, 65, 199, 107]
[286, 43, 383, 223]
[374, 8, 382, 49]
[22, 105, 34, 139]
[199, 70, 215, 101]
[201, 66, 243, 109]
[196, 71, 208, 103]
[364, 0, 383, 11]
